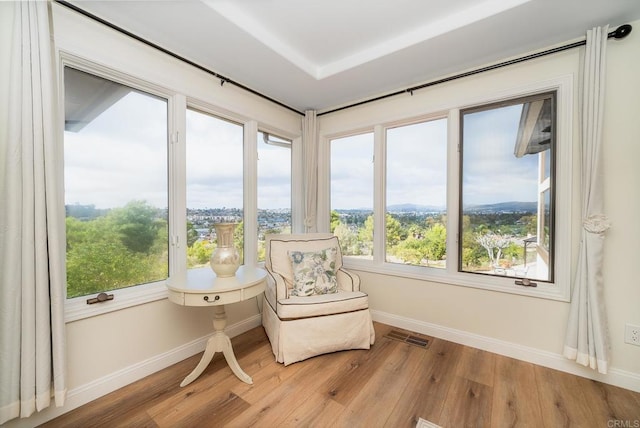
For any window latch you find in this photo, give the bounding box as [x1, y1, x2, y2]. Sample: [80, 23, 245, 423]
[515, 278, 537, 287]
[86, 292, 114, 305]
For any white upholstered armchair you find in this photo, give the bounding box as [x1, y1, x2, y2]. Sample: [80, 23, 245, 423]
[262, 233, 375, 365]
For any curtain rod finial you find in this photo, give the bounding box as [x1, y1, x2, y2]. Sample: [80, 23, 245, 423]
[611, 24, 632, 39]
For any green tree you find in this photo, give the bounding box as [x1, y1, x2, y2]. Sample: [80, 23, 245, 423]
[187, 239, 214, 267]
[461, 215, 486, 269]
[233, 221, 244, 262]
[333, 223, 361, 256]
[519, 214, 538, 236]
[187, 221, 199, 247]
[385, 214, 404, 248]
[359, 215, 375, 256]
[66, 200, 168, 298]
[502, 241, 523, 265]
[110, 200, 163, 254]
[359, 213, 405, 257]
[394, 236, 427, 265]
[391, 223, 446, 266]
[330, 210, 341, 233]
[424, 223, 447, 263]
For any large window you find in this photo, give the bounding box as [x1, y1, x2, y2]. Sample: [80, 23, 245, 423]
[325, 80, 569, 300]
[330, 132, 374, 259]
[62, 61, 300, 319]
[460, 93, 555, 282]
[185, 109, 244, 270]
[386, 119, 447, 268]
[64, 67, 169, 299]
[257, 132, 292, 261]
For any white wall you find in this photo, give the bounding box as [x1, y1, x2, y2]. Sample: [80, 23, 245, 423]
[320, 20, 640, 390]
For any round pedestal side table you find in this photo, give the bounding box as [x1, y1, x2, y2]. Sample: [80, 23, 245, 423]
[167, 265, 267, 387]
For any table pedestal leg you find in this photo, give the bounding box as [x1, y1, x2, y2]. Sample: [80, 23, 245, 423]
[180, 305, 253, 387]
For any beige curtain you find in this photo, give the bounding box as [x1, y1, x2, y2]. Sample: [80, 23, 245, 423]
[0, 1, 67, 423]
[563, 25, 611, 374]
[302, 110, 318, 232]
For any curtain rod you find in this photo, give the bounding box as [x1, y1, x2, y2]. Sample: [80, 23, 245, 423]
[54, 0, 305, 116]
[318, 24, 632, 117]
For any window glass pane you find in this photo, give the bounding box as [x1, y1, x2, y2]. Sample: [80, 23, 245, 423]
[460, 93, 554, 282]
[386, 119, 447, 268]
[186, 109, 244, 269]
[543, 148, 551, 180]
[330, 133, 374, 259]
[542, 189, 551, 251]
[64, 67, 168, 298]
[258, 132, 291, 261]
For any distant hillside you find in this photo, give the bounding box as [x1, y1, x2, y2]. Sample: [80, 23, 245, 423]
[336, 201, 537, 214]
[463, 201, 537, 213]
[386, 203, 444, 212]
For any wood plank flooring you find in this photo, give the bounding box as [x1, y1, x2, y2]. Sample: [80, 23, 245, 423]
[41, 322, 640, 428]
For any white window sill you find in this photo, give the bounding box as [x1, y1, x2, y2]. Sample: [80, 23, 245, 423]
[342, 258, 570, 302]
[65, 280, 169, 323]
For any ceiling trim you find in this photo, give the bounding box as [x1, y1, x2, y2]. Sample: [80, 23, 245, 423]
[204, 0, 318, 78]
[318, 0, 532, 79]
[205, 0, 532, 80]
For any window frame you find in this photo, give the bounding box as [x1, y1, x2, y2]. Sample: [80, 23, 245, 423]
[329, 130, 376, 259]
[322, 76, 573, 301]
[458, 91, 557, 284]
[384, 116, 449, 268]
[62, 55, 178, 322]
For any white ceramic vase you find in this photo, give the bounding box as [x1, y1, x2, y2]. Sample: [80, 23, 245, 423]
[210, 223, 240, 277]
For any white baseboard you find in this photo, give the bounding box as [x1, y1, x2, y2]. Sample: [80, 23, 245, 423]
[4, 314, 263, 428]
[371, 309, 640, 393]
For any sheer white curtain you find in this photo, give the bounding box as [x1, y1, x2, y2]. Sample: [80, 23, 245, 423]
[0, 1, 67, 424]
[563, 25, 611, 374]
[303, 110, 318, 232]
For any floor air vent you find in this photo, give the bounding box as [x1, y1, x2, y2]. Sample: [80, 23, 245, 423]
[384, 330, 431, 348]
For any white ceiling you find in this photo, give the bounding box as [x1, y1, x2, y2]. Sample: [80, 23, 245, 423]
[65, 0, 640, 113]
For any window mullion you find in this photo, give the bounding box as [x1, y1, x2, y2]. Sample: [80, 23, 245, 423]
[170, 93, 187, 281]
[373, 124, 385, 264]
[446, 109, 460, 276]
[291, 136, 305, 233]
[244, 120, 258, 266]
[317, 136, 330, 233]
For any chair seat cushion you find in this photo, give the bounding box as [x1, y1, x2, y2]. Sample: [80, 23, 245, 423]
[276, 290, 369, 320]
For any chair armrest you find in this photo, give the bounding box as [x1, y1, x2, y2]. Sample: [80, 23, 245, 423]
[337, 268, 360, 292]
[266, 269, 289, 300]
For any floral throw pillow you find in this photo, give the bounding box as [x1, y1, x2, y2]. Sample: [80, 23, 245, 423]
[288, 247, 339, 296]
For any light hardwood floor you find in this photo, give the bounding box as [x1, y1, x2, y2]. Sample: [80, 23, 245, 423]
[42, 322, 640, 427]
